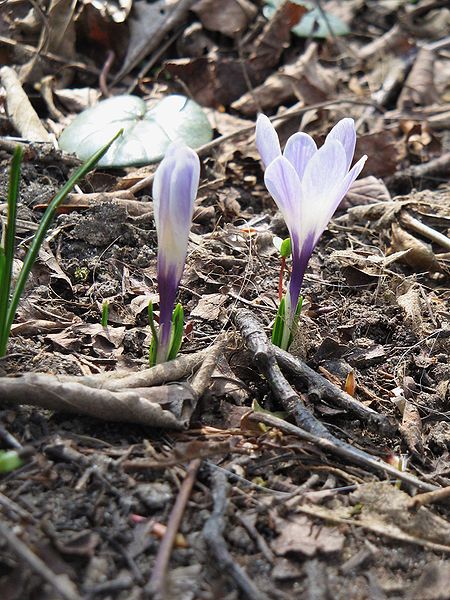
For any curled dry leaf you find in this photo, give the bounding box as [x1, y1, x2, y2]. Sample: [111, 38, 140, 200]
[0, 66, 51, 142]
[391, 223, 441, 273]
[192, 0, 257, 38]
[396, 285, 425, 336]
[399, 399, 423, 456]
[397, 47, 438, 110]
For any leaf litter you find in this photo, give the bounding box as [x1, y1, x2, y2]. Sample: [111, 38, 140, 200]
[1, 1, 450, 599]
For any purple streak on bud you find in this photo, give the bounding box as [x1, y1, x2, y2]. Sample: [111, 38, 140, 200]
[257, 116, 367, 346]
[153, 143, 200, 362]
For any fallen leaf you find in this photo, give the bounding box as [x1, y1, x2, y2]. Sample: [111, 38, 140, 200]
[272, 515, 345, 557]
[190, 293, 227, 321]
[231, 43, 335, 115]
[391, 223, 441, 272]
[192, 0, 257, 38]
[397, 47, 438, 110]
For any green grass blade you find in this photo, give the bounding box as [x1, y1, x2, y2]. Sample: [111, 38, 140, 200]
[4, 130, 122, 346]
[148, 301, 159, 367]
[168, 303, 184, 361]
[271, 297, 285, 348]
[0, 146, 23, 356]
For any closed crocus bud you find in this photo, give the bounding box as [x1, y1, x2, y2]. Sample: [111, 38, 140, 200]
[152, 143, 200, 363]
[256, 115, 367, 349]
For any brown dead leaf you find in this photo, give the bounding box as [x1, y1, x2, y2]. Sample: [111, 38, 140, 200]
[231, 44, 335, 115]
[400, 399, 423, 456]
[190, 293, 227, 322]
[355, 131, 401, 178]
[396, 285, 424, 336]
[397, 47, 438, 110]
[248, 2, 307, 72]
[115, 0, 193, 82]
[341, 176, 391, 210]
[271, 515, 345, 557]
[163, 57, 248, 107]
[391, 223, 441, 272]
[192, 0, 257, 38]
[0, 66, 51, 141]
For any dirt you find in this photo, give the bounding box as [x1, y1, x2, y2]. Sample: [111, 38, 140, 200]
[1, 1, 450, 599]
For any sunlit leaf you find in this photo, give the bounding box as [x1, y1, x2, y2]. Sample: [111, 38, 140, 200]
[59, 94, 213, 168]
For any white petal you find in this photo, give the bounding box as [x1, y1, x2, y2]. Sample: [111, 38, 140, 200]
[301, 140, 347, 247]
[264, 156, 302, 237]
[256, 114, 281, 169]
[325, 118, 356, 171]
[283, 132, 317, 181]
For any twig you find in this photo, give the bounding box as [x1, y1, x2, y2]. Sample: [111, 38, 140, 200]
[409, 485, 450, 509]
[203, 471, 271, 600]
[247, 412, 437, 492]
[400, 211, 450, 251]
[0, 35, 100, 75]
[234, 308, 390, 430]
[273, 345, 391, 430]
[99, 50, 115, 98]
[0, 521, 81, 600]
[145, 458, 201, 600]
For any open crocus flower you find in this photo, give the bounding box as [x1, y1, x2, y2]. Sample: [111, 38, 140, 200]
[152, 143, 200, 364]
[256, 115, 367, 349]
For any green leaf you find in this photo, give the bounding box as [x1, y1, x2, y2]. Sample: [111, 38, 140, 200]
[263, 1, 349, 38]
[168, 303, 184, 361]
[271, 297, 286, 348]
[280, 237, 291, 258]
[2, 130, 122, 357]
[59, 95, 213, 168]
[0, 450, 23, 473]
[148, 301, 158, 367]
[0, 147, 23, 356]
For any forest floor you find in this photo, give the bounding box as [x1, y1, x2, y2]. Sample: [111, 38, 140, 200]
[1, 1, 450, 599]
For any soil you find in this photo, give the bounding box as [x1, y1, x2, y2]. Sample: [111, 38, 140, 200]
[1, 2, 450, 600]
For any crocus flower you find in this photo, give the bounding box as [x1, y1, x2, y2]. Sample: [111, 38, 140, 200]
[256, 115, 367, 348]
[153, 143, 200, 363]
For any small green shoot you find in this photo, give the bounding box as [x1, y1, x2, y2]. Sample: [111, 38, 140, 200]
[0, 450, 23, 473]
[0, 129, 123, 357]
[148, 301, 185, 367]
[101, 300, 109, 328]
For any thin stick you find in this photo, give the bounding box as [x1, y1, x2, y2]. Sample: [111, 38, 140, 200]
[145, 458, 201, 599]
[0, 521, 81, 600]
[248, 412, 437, 492]
[203, 471, 271, 600]
[400, 211, 450, 251]
[409, 485, 450, 509]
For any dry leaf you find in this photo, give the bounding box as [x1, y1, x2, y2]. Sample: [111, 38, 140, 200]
[192, 0, 257, 38]
[248, 2, 307, 72]
[400, 400, 423, 456]
[272, 515, 345, 557]
[341, 175, 391, 209]
[396, 285, 424, 336]
[190, 293, 227, 321]
[231, 44, 334, 115]
[391, 223, 441, 272]
[355, 131, 401, 178]
[0, 66, 51, 141]
[397, 47, 438, 110]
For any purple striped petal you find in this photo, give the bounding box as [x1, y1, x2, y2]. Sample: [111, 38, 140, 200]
[152, 143, 200, 361]
[325, 118, 356, 171]
[283, 132, 317, 181]
[256, 114, 281, 168]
